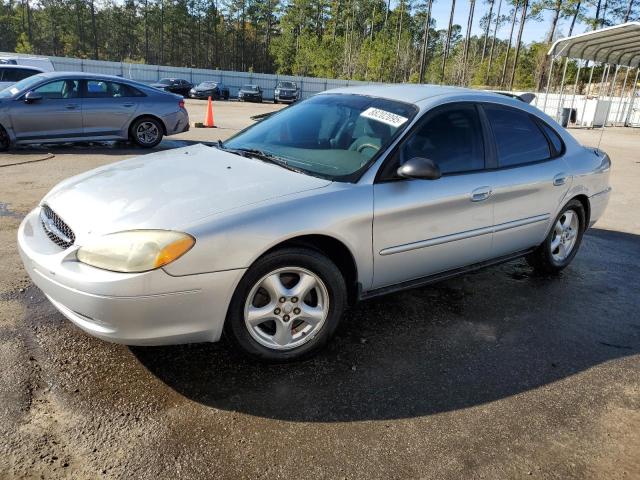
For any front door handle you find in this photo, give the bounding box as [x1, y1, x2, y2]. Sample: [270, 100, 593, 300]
[553, 173, 567, 186]
[122, 103, 135, 107]
[65, 104, 79, 110]
[471, 186, 493, 202]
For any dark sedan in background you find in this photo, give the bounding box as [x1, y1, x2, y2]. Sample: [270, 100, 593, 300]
[150, 78, 193, 97]
[274, 81, 299, 103]
[189, 81, 229, 100]
[0, 72, 189, 150]
[238, 84, 263, 103]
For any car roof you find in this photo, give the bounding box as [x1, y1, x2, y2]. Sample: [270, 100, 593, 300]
[23, 71, 170, 93]
[321, 84, 501, 104]
[35, 71, 131, 80]
[0, 64, 44, 71]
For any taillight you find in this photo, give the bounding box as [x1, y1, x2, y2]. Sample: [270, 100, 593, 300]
[178, 99, 185, 109]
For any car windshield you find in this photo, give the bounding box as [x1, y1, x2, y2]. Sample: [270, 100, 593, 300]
[0, 73, 46, 98]
[224, 94, 417, 181]
[243, 85, 258, 91]
[158, 79, 173, 85]
[278, 82, 296, 89]
[198, 82, 216, 88]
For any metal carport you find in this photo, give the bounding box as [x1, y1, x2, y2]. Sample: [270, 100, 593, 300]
[537, 22, 640, 128]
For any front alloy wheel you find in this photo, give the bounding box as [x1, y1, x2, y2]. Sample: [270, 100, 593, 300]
[226, 248, 346, 361]
[244, 267, 329, 350]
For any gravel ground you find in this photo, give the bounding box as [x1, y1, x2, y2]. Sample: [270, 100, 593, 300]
[0, 101, 638, 479]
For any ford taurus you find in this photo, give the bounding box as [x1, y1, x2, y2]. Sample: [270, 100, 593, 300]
[18, 85, 611, 361]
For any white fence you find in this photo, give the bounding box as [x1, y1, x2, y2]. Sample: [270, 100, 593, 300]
[3, 51, 639, 127]
[532, 91, 640, 128]
[11, 53, 377, 101]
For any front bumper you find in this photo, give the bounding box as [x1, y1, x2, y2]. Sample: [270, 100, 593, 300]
[276, 95, 297, 103]
[18, 208, 245, 345]
[190, 91, 215, 99]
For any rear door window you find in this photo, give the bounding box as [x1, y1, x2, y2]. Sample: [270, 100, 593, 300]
[483, 105, 551, 167]
[85, 80, 142, 98]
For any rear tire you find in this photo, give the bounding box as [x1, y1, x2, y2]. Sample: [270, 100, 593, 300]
[130, 117, 163, 148]
[225, 248, 347, 362]
[526, 199, 585, 274]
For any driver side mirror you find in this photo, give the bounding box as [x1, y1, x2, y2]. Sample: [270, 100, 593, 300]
[24, 91, 43, 103]
[397, 157, 441, 180]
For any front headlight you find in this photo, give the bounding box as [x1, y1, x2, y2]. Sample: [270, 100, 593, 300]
[190, 88, 196, 93]
[275, 89, 280, 94]
[76, 230, 195, 273]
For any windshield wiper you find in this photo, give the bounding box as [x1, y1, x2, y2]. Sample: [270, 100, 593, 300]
[221, 146, 304, 174]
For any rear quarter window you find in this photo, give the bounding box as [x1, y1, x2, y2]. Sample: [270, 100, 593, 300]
[539, 122, 564, 155]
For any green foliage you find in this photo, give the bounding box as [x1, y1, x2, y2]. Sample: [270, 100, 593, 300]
[0, 0, 632, 90]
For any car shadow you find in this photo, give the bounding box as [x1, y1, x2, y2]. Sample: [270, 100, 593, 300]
[131, 228, 640, 422]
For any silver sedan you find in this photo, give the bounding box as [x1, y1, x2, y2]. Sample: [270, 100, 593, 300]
[0, 72, 189, 150]
[18, 85, 611, 361]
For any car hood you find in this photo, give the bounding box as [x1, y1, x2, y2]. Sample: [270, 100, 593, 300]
[43, 144, 331, 239]
[150, 83, 169, 88]
[195, 86, 215, 91]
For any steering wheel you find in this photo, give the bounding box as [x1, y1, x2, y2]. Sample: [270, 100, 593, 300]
[356, 143, 380, 154]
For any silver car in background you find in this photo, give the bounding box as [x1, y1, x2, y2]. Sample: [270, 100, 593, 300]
[0, 72, 189, 150]
[18, 85, 611, 362]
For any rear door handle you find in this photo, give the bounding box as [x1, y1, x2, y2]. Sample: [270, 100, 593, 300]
[553, 173, 567, 186]
[65, 104, 79, 110]
[122, 103, 135, 107]
[471, 186, 493, 202]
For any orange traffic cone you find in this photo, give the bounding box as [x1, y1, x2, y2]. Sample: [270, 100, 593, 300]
[204, 96, 215, 128]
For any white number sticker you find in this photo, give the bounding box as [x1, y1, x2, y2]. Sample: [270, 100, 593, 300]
[360, 107, 408, 128]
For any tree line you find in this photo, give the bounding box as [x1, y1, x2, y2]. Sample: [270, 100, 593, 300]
[0, 0, 638, 90]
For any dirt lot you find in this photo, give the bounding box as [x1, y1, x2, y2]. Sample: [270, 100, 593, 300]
[0, 100, 639, 479]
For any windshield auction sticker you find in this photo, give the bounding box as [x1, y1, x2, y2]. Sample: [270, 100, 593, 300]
[360, 107, 408, 128]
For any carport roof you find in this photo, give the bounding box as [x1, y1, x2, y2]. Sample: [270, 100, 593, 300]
[548, 22, 640, 67]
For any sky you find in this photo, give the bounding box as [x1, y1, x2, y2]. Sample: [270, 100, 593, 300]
[421, 0, 597, 44]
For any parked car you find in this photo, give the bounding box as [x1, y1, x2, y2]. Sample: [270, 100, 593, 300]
[0, 55, 55, 72]
[18, 85, 611, 362]
[0, 72, 189, 150]
[238, 84, 263, 102]
[0, 65, 44, 91]
[274, 81, 299, 103]
[189, 81, 229, 100]
[150, 78, 193, 97]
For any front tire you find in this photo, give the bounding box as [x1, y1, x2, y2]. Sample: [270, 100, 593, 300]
[526, 199, 585, 274]
[131, 117, 163, 148]
[225, 248, 347, 362]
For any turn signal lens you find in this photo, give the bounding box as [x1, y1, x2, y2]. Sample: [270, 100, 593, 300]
[77, 230, 195, 273]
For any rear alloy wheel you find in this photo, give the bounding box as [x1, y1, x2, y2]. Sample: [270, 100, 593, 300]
[131, 118, 163, 148]
[225, 248, 346, 361]
[526, 199, 585, 274]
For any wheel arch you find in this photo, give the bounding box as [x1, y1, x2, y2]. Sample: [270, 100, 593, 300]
[260, 234, 359, 305]
[571, 194, 591, 228]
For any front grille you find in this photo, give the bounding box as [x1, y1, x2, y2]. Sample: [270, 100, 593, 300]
[40, 204, 75, 249]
